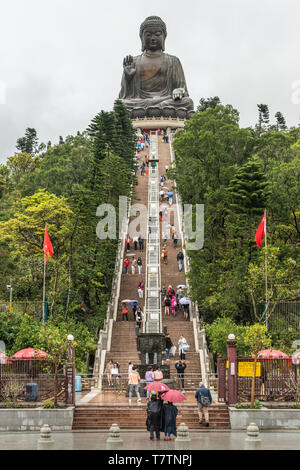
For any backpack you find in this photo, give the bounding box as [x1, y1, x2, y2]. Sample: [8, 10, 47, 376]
[199, 392, 210, 407]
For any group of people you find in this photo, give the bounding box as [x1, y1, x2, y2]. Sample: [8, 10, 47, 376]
[105, 357, 213, 430]
[105, 360, 122, 393]
[161, 285, 190, 319]
[146, 381, 213, 440]
[121, 302, 143, 327]
[123, 256, 143, 275]
[125, 235, 144, 252]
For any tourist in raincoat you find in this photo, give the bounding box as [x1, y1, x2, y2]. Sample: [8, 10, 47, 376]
[146, 394, 163, 441]
[163, 402, 178, 440]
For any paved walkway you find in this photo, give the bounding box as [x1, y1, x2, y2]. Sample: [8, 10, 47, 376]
[1, 430, 300, 450]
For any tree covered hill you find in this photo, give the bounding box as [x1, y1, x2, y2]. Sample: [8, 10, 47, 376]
[172, 99, 300, 325]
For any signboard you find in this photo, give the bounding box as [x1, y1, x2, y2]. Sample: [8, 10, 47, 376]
[226, 361, 261, 377]
[238, 362, 261, 377]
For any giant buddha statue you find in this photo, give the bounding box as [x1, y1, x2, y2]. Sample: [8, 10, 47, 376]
[119, 16, 194, 119]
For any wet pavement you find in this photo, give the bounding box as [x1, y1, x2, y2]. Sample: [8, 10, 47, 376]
[0, 430, 300, 450]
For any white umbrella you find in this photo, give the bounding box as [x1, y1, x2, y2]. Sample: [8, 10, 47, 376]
[179, 297, 191, 305]
[177, 285, 187, 289]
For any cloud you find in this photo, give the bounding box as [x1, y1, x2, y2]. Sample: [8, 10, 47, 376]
[1, 0, 300, 162]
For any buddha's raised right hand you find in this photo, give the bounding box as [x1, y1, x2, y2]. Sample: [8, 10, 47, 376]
[123, 55, 136, 79]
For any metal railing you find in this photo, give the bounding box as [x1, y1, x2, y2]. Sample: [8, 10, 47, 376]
[0, 360, 66, 403]
[144, 133, 162, 334]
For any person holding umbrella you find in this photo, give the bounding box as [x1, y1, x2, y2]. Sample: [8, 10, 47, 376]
[121, 303, 129, 322]
[132, 301, 138, 321]
[146, 394, 164, 441]
[162, 401, 178, 441]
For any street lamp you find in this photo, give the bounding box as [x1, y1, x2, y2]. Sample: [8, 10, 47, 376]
[6, 280, 13, 313]
[67, 334, 74, 342]
[228, 334, 235, 340]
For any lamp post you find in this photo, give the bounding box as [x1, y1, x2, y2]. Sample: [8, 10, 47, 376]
[226, 333, 238, 405]
[6, 279, 13, 313]
[66, 335, 75, 405]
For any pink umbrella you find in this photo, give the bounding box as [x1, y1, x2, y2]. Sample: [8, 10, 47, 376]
[144, 382, 170, 392]
[161, 389, 187, 403]
[257, 349, 290, 359]
[11, 347, 48, 360]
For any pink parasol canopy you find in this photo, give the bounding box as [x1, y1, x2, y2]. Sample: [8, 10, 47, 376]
[11, 347, 48, 360]
[144, 382, 170, 392]
[257, 349, 290, 359]
[161, 389, 187, 403]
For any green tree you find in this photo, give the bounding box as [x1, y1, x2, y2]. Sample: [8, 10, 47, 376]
[275, 112, 287, 131]
[16, 128, 39, 154]
[205, 317, 249, 357]
[244, 324, 271, 408]
[197, 96, 221, 112]
[246, 246, 300, 323]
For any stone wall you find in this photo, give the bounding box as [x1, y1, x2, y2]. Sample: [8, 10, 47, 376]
[0, 407, 74, 431]
[229, 407, 300, 429]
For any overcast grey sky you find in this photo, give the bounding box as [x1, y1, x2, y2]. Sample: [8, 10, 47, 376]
[1, 0, 300, 162]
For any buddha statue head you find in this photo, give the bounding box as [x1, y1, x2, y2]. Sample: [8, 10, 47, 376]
[139, 16, 167, 52]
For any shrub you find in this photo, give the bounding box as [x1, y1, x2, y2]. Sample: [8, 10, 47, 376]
[42, 400, 55, 409]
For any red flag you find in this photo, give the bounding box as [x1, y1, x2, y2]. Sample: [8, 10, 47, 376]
[43, 227, 53, 262]
[255, 212, 266, 248]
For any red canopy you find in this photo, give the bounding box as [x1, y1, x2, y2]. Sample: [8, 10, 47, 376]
[257, 349, 290, 359]
[11, 347, 48, 360]
[161, 389, 187, 403]
[144, 382, 170, 392]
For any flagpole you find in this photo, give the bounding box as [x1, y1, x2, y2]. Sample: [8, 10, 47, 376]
[42, 224, 47, 325]
[264, 209, 268, 328]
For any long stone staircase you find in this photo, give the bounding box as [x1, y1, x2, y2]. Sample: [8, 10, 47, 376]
[73, 131, 230, 430]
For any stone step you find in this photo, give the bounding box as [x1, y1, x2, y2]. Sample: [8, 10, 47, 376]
[72, 404, 230, 430]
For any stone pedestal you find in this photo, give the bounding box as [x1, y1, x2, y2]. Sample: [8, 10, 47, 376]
[175, 423, 191, 450]
[37, 424, 55, 450]
[137, 333, 166, 366]
[131, 117, 185, 131]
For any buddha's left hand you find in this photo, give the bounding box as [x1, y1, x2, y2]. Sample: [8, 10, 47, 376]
[172, 88, 185, 101]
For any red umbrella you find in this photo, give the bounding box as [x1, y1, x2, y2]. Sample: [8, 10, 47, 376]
[11, 347, 48, 360]
[257, 349, 290, 359]
[144, 382, 170, 392]
[161, 389, 187, 403]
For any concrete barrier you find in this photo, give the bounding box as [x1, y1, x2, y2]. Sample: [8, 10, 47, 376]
[0, 407, 74, 431]
[229, 407, 300, 430]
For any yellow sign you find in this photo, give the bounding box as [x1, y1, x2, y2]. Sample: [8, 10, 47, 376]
[226, 361, 261, 377]
[238, 362, 261, 377]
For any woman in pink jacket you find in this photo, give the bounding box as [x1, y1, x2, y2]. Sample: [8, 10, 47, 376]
[171, 295, 177, 316]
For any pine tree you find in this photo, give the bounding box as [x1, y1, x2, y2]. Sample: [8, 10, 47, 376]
[228, 157, 269, 216]
[16, 128, 38, 154]
[113, 100, 136, 167]
[275, 112, 287, 131]
[256, 104, 270, 135]
[197, 96, 221, 112]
